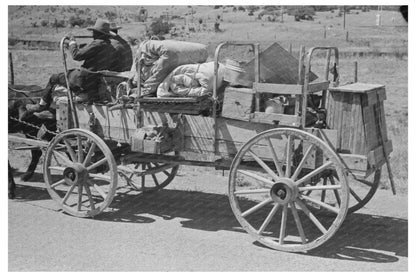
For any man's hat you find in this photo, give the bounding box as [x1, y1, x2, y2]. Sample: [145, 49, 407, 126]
[87, 19, 114, 36]
[109, 22, 122, 31]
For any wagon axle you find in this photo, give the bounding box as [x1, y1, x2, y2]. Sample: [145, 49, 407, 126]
[63, 164, 89, 186]
[270, 179, 299, 205]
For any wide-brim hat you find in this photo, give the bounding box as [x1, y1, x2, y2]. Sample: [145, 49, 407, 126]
[87, 19, 115, 37]
[109, 22, 122, 31]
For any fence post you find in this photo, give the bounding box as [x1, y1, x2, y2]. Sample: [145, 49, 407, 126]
[354, 60, 358, 82]
[324, 26, 326, 39]
[289, 43, 292, 55]
[346, 31, 349, 42]
[9, 52, 14, 85]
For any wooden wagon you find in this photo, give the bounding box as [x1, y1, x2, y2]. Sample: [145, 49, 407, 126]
[9, 39, 392, 252]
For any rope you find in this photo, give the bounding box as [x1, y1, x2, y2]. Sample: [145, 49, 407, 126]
[9, 116, 59, 137]
[8, 86, 44, 95]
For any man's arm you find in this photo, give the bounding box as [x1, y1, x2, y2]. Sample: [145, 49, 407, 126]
[69, 40, 101, 61]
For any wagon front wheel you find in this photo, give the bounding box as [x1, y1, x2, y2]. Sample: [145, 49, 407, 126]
[229, 128, 349, 252]
[43, 129, 118, 217]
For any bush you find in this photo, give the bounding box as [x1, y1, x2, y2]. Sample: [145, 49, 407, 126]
[238, 6, 246, 12]
[264, 5, 279, 12]
[52, 19, 66, 28]
[213, 5, 222, 9]
[247, 5, 260, 12]
[69, 16, 85, 27]
[40, 19, 48, 27]
[105, 11, 117, 21]
[288, 6, 315, 21]
[149, 18, 174, 36]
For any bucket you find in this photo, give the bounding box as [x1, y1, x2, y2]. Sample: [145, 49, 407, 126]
[223, 59, 253, 87]
[265, 97, 287, 114]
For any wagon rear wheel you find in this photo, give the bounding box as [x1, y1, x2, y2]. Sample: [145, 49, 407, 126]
[43, 129, 118, 217]
[229, 128, 349, 252]
[346, 168, 381, 213]
[118, 154, 179, 192]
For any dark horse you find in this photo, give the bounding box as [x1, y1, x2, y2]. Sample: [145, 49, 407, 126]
[8, 85, 57, 199]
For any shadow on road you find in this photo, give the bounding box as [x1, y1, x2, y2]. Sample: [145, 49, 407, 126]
[11, 184, 407, 263]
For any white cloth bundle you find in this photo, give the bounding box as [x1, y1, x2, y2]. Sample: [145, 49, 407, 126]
[157, 62, 225, 97]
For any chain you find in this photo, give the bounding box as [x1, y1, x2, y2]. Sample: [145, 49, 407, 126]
[9, 116, 60, 138]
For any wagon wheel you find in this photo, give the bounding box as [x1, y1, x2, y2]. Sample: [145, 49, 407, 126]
[314, 131, 381, 214]
[43, 129, 118, 217]
[229, 128, 349, 252]
[118, 154, 179, 192]
[346, 168, 381, 213]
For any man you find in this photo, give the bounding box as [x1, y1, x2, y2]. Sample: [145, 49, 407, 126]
[27, 19, 118, 112]
[109, 22, 133, 72]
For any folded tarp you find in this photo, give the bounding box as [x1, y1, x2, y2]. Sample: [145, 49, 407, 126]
[133, 40, 208, 96]
[157, 62, 225, 97]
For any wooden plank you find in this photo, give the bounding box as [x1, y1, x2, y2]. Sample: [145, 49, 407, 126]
[339, 153, 368, 172]
[307, 81, 330, 93]
[362, 87, 386, 107]
[249, 112, 301, 126]
[340, 91, 353, 153]
[334, 91, 343, 150]
[8, 135, 50, 148]
[367, 140, 393, 167]
[362, 105, 379, 151]
[329, 83, 385, 93]
[253, 83, 302, 95]
[183, 115, 214, 139]
[378, 99, 388, 142]
[222, 87, 255, 121]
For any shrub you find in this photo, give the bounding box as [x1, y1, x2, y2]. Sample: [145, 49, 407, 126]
[238, 6, 246, 12]
[149, 18, 174, 36]
[52, 19, 66, 28]
[105, 11, 117, 21]
[264, 5, 279, 12]
[69, 16, 85, 27]
[40, 19, 48, 27]
[213, 5, 222, 9]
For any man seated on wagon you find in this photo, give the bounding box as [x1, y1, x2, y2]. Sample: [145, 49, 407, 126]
[109, 22, 133, 72]
[26, 19, 119, 113]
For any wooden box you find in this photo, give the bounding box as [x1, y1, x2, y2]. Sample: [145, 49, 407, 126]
[221, 87, 255, 121]
[326, 83, 392, 168]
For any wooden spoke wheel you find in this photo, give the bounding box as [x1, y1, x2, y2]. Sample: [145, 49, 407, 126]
[43, 129, 118, 217]
[346, 168, 381, 214]
[229, 128, 349, 252]
[118, 154, 179, 192]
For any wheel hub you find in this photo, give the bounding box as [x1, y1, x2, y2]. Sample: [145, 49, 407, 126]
[63, 163, 89, 186]
[270, 178, 298, 205]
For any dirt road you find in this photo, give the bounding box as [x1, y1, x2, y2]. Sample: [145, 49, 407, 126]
[8, 166, 407, 271]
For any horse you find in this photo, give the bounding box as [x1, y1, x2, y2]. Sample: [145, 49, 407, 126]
[8, 85, 57, 199]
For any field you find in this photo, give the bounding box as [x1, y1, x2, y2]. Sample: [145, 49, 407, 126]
[8, 5, 408, 193]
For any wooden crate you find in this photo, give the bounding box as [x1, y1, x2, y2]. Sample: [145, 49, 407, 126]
[326, 83, 392, 169]
[221, 87, 255, 121]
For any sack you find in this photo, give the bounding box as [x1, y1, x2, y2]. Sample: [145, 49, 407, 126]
[133, 40, 208, 95]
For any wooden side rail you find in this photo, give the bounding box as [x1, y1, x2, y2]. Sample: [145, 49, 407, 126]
[253, 81, 329, 96]
[253, 83, 302, 95]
